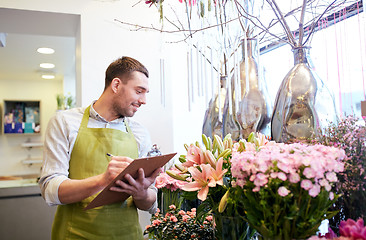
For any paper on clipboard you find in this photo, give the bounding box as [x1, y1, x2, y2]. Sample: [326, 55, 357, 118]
[84, 152, 176, 210]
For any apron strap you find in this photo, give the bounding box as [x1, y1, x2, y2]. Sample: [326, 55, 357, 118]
[79, 105, 91, 130]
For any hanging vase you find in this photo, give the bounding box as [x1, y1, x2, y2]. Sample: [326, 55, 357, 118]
[237, 38, 272, 139]
[202, 75, 227, 139]
[271, 46, 338, 143]
[223, 74, 242, 141]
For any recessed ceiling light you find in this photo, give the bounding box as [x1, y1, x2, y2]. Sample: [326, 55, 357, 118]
[40, 63, 55, 69]
[37, 47, 55, 54]
[42, 74, 55, 79]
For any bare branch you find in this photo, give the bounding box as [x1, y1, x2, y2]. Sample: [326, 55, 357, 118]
[303, 0, 339, 45]
[297, 0, 308, 47]
[270, 0, 297, 47]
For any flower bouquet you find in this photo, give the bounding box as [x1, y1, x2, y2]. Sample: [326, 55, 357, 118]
[230, 139, 346, 239]
[160, 134, 252, 239]
[144, 205, 214, 240]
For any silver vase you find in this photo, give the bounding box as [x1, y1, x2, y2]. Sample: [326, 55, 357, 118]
[202, 75, 227, 139]
[271, 47, 338, 143]
[237, 38, 272, 138]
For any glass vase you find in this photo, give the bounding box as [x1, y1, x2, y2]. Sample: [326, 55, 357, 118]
[214, 214, 251, 240]
[271, 47, 338, 143]
[237, 38, 272, 139]
[223, 74, 242, 141]
[202, 75, 227, 139]
[159, 188, 182, 214]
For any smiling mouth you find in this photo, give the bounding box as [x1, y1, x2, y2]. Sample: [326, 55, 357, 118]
[132, 103, 140, 110]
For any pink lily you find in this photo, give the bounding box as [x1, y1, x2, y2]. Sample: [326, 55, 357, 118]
[181, 164, 216, 201]
[210, 157, 228, 186]
[183, 144, 205, 167]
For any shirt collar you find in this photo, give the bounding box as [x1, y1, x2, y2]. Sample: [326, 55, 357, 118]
[90, 101, 125, 124]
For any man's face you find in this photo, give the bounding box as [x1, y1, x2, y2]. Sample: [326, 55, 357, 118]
[113, 71, 149, 118]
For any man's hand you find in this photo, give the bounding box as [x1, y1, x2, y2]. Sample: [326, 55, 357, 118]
[110, 167, 161, 210]
[101, 156, 133, 187]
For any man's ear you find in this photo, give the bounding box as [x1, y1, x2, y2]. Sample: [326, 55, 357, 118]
[111, 78, 121, 93]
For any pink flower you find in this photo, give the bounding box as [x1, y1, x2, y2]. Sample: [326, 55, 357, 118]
[169, 205, 176, 210]
[253, 173, 268, 187]
[289, 173, 300, 183]
[277, 172, 287, 181]
[152, 219, 162, 226]
[329, 192, 334, 200]
[155, 173, 168, 188]
[181, 164, 216, 201]
[303, 167, 316, 179]
[206, 215, 213, 221]
[325, 172, 338, 182]
[309, 184, 321, 197]
[278, 186, 290, 196]
[211, 157, 228, 185]
[339, 218, 366, 239]
[182, 215, 190, 222]
[301, 179, 313, 190]
[170, 216, 178, 222]
[183, 144, 205, 167]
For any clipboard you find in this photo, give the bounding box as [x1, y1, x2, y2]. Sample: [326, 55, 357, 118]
[84, 152, 176, 210]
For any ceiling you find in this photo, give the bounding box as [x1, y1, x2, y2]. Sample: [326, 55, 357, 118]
[0, 8, 79, 83]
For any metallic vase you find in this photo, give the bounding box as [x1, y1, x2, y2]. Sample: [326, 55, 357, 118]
[237, 38, 272, 138]
[271, 47, 338, 143]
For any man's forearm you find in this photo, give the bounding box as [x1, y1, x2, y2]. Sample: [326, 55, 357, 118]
[58, 174, 106, 204]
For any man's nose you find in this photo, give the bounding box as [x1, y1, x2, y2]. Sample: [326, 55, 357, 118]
[139, 94, 146, 105]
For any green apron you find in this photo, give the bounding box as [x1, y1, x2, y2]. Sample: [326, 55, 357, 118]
[52, 106, 143, 240]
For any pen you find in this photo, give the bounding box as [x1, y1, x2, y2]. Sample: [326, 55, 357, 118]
[106, 153, 114, 157]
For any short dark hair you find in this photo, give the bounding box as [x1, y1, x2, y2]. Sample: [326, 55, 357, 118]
[104, 56, 149, 90]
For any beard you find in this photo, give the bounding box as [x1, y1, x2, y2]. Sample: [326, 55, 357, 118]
[111, 101, 128, 118]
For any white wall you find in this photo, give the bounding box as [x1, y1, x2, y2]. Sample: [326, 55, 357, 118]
[0, 79, 63, 176]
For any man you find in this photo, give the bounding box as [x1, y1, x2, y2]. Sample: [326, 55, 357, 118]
[39, 56, 160, 239]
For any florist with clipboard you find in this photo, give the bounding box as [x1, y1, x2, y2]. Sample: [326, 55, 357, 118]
[39, 56, 175, 240]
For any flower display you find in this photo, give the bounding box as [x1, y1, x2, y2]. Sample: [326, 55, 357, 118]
[144, 205, 214, 240]
[151, 132, 346, 239]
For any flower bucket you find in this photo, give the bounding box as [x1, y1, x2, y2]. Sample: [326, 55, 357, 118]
[214, 214, 251, 240]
